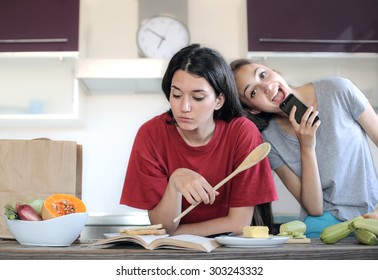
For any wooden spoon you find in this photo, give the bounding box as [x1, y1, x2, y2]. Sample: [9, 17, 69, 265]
[173, 142, 271, 223]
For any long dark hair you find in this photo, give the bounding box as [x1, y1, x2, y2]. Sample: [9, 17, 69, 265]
[163, 48, 275, 232]
[251, 202, 275, 233]
[230, 58, 274, 132]
[162, 44, 244, 121]
[231, 58, 275, 232]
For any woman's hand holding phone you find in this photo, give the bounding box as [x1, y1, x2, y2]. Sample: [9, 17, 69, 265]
[280, 94, 320, 149]
[289, 105, 320, 149]
[279, 94, 320, 126]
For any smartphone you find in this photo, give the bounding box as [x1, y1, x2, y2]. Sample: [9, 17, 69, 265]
[279, 94, 319, 125]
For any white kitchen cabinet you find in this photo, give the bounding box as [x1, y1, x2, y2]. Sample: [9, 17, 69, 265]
[0, 54, 84, 127]
[0, 0, 82, 127]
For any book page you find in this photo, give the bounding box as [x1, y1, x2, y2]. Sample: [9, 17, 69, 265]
[93, 233, 169, 248]
[93, 234, 220, 252]
[151, 234, 221, 252]
[136, 234, 170, 246]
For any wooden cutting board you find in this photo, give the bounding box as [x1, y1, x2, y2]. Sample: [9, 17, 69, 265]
[285, 238, 311, 244]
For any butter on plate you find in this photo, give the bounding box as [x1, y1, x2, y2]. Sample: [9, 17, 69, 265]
[243, 226, 269, 238]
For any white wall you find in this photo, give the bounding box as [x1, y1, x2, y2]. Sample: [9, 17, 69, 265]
[2, 0, 378, 219]
[79, 0, 248, 60]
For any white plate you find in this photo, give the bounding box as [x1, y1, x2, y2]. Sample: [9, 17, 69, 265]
[215, 235, 289, 248]
[104, 233, 121, 239]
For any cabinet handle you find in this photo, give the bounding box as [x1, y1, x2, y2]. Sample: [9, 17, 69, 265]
[0, 38, 68, 43]
[259, 38, 378, 44]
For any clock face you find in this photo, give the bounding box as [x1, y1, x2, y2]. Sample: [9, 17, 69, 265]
[137, 15, 190, 59]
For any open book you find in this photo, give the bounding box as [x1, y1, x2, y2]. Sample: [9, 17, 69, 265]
[92, 233, 221, 253]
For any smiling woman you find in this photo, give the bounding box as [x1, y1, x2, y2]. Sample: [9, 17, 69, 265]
[120, 44, 278, 237]
[230, 58, 378, 238]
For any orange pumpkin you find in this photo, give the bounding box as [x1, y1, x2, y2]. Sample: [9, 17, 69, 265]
[41, 194, 86, 220]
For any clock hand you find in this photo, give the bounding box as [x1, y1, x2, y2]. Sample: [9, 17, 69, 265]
[157, 23, 175, 49]
[146, 28, 166, 40]
[157, 37, 165, 49]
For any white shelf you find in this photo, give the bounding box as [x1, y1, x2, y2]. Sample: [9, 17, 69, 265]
[248, 51, 378, 60]
[0, 51, 79, 58]
[0, 79, 85, 127]
[0, 114, 84, 128]
[76, 58, 168, 94]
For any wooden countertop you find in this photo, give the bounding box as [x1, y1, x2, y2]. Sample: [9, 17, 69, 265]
[1, 237, 377, 260]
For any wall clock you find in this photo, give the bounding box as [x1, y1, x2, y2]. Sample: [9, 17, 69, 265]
[137, 0, 190, 59]
[137, 15, 190, 59]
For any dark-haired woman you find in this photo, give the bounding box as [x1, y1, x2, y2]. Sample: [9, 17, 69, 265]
[120, 45, 277, 236]
[231, 58, 378, 237]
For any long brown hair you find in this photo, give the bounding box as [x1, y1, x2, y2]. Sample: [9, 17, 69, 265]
[251, 202, 274, 233]
[230, 58, 274, 132]
[231, 59, 275, 232]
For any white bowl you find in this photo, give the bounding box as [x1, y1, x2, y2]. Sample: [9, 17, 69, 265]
[4, 212, 88, 246]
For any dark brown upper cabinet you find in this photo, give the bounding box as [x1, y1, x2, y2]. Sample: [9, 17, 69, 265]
[0, 0, 79, 52]
[247, 0, 378, 53]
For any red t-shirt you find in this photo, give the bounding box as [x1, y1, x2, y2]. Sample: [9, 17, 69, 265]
[120, 113, 277, 224]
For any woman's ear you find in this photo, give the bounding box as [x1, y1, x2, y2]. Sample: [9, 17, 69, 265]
[215, 93, 225, 110]
[250, 108, 261, 114]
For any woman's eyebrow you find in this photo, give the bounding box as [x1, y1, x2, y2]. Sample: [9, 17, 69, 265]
[243, 66, 259, 96]
[171, 85, 207, 94]
[243, 84, 251, 96]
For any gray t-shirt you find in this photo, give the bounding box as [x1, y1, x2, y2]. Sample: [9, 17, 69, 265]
[262, 76, 378, 221]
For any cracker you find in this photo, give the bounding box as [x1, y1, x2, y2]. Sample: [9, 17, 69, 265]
[121, 228, 166, 236]
[120, 224, 165, 235]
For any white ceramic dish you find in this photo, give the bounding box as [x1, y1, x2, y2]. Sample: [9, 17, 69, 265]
[4, 212, 88, 246]
[215, 235, 289, 248]
[104, 233, 121, 239]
